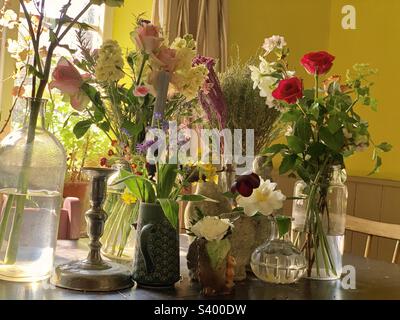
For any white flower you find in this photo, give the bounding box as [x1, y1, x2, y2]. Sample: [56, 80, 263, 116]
[250, 56, 276, 105]
[0, 9, 18, 29]
[190, 216, 234, 241]
[262, 35, 287, 55]
[237, 179, 286, 217]
[285, 126, 294, 136]
[258, 76, 276, 105]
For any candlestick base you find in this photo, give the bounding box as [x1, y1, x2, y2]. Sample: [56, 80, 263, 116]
[51, 260, 135, 292]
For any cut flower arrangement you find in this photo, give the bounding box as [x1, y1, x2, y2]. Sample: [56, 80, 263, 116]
[260, 37, 392, 277]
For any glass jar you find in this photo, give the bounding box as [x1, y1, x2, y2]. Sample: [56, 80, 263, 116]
[0, 98, 66, 282]
[291, 165, 348, 280]
[251, 230, 306, 284]
[101, 161, 138, 262]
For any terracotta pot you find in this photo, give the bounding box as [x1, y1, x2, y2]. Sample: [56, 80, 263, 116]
[63, 181, 90, 236]
[63, 181, 89, 200]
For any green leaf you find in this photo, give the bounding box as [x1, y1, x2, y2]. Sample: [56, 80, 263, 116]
[319, 127, 344, 152]
[327, 115, 342, 134]
[62, 112, 79, 128]
[368, 155, 382, 176]
[376, 142, 392, 152]
[158, 198, 179, 229]
[178, 194, 219, 203]
[157, 164, 178, 198]
[117, 170, 156, 203]
[309, 102, 320, 119]
[27, 65, 44, 80]
[222, 191, 236, 199]
[98, 121, 110, 132]
[287, 136, 305, 154]
[279, 154, 298, 175]
[73, 120, 92, 139]
[275, 215, 291, 238]
[280, 109, 302, 122]
[308, 142, 327, 158]
[295, 117, 312, 142]
[262, 144, 288, 155]
[121, 120, 144, 139]
[206, 239, 231, 270]
[49, 29, 58, 42]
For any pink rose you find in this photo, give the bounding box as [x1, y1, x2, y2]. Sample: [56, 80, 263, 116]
[134, 85, 150, 97]
[49, 57, 89, 111]
[132, 22, 163, 54]
[152, 46, 178, 72]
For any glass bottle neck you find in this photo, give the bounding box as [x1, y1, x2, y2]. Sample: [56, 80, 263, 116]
[330, 165, 345, 184]
[23, 98, 46, 130]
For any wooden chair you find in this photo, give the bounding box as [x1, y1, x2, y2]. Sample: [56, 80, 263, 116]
[346, 215, 400, 263]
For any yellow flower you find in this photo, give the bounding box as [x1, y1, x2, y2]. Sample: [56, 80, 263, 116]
[121, 190, 137, 205]
[95, 40, 125, 82]
[198, 163, 218, 184]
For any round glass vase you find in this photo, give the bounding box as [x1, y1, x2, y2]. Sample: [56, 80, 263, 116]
[250, 230, 307, 284]
[291, 165, 348, 280]
[101, 161, 138, 263]
[0, 98, 66, 282]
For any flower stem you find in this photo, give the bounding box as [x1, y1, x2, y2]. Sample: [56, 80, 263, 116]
[4, 99, 41, 264]
[314, 73, 319, 100]
[136, 54, 149, 86]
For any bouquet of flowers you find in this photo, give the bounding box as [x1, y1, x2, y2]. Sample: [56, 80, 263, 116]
[262, 38, 391, 277]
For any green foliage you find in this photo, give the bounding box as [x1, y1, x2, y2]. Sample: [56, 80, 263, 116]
[275, 215, 291, 238]
[118, 169, 156, 203]
[264, 63, 391, 182]
[44, 92, 110, 182]
[205, 238, 231, 270]
[158, 198, 179, 229]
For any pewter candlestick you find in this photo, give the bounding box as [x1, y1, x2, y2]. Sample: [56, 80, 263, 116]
[51, 167, 135, 291]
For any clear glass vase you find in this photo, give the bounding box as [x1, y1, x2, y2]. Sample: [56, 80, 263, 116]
[251, 230, 306, 284]
[0, 98, 66, 282]
[291, 165, 348, 280]
[101, 161, 138, 262]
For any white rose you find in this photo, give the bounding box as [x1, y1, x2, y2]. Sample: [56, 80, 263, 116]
[190, 216, 234, 241]
[237, 179, 286, 217]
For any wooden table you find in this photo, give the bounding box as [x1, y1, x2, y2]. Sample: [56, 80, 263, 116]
[0, 235, 399, 300]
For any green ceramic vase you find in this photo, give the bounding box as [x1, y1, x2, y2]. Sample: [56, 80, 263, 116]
[132, 202, 180, 286]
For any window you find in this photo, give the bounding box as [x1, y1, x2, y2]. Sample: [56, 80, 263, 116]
[0, 1, 113, 134]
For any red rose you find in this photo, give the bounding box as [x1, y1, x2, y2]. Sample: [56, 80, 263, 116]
[300, 51, 335, 75]
[272, 77, 303, 104]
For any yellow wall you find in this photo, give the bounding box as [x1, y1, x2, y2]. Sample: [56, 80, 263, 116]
[229, 0, 397, 180]
[112, 0, 153, 51]
[327, 0, 398, 180]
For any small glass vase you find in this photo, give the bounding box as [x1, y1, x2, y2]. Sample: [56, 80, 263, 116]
[291, 165, 348, 280]
[250, 230, 306, 284]
[0, 98, 66, 282]
[189, 238, 235, 296]
[101, 161, 138, 262]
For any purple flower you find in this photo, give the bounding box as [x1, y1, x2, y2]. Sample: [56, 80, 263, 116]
[153, 112, 162, 121]
[136, 140, 156, 155]
[193, 55, 227, 130]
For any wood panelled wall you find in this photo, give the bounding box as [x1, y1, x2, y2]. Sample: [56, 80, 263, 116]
[272, 173, 400, 264]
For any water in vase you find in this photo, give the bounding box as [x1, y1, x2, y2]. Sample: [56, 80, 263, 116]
[309, 234, 344, 280]
[0, 189, 61, 282]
